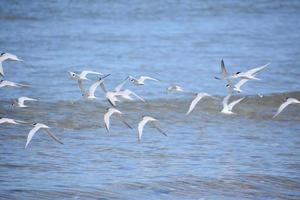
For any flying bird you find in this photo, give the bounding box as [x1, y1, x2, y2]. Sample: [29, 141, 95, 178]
[0, 117, 26, 125]
[230, 63, 270, 80]
[69, 70, 103, 94]
[273, 97, 300, 118]
[0, 80, 29, 88]
[12, 97, 37, 108]
[221, 94, 245, 114]
[167, 84, 185, 93]
[25, 123, 63, 149]
[138, 116, 167, 141]
[129, 76, 159, 85]
[186, 93, 217, 115]
[0, 53, 24, 77]
[104, 108, 132, 133]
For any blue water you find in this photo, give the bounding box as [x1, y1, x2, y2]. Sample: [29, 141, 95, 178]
[1, 0, 300, 199]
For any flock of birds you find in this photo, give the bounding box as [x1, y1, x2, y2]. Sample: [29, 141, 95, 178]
[1, 52, 300, 149]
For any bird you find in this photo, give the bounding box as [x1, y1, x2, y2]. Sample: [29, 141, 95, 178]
[69, 70, 103, 94]
[167, 84, 184, 93]
[115, 89, 145, 102]
[0, 80, 29, 88]
[12, 97, 37, 108]
[214, 59, 234, 87]
[104, 107, 132, 133]
[138, 116, 167, 141]
[273, 97, 300, 118]
[0, 117, 26, 125]
[129, 75, 159, 85]
[25, 123, 63, 149]
[82, 74, 110, 99]
[186, 93, 217, 115]
[221, 94, 245, 114]
[0, 53, 24, 77]
[230, 63, 270, 80]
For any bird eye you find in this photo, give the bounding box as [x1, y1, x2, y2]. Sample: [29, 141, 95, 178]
[0, 53, 4, 56]
[33, 123, 37, 125]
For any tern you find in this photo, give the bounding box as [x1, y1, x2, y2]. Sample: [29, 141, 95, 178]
[214, 59, 234, 87]
[83, 74, 110, 99]
[25, 123, 63, 149]
[0, 53, 24, 77]
[226, 79, 249, 93]
[69, 70, 103, 94]
[167, 84, 184, 93]
[0, 80, 29, 88]
[230, 63, 270, 80]
[186, 93, 217, 115]
[0, 117, 26, 125]
[273, 97, 300, 118]
[221, 94, 245, 114]
[104, 108, 132, 133]
[129, 76, 159, 85]
[12, 97, 37, 108]
[138, 116, 167, 141]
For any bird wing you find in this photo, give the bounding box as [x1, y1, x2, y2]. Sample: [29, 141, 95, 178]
[126, 90, 145, 102]
[139, 76, 159, 82]
[246, 63, 270, 76]
[88, 79, 103, 97]
[104, 110, 114, 132]
[117, 114, 133, 129]
[228, 97, 245, 111]
[44, 129, 63, 145]
[138, 118, 148, 141]
[186, 94, 203, 115]
[114, 77, 129, 92]
[0, 62, 4, 76]
[273, 101, 293, 118]
[235, 79, 249, 90]
[25, 125, 42, 148]
[152, 122, 167, 137]
[222, 94, 231, 111]
[80, 70, 102, 78]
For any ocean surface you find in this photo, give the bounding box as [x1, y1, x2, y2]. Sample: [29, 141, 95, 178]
[1, 0, 300, 199]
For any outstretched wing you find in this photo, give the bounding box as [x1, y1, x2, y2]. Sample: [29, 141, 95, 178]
[25, 125, 41, 148]
[44, 129, 63, 145]
[114, 77, 130, 92]
[80, 70, 102, 78]
[228, 97, 245, 111]
[140, 76, 159, 82]
[273, 101, 292, 118]
[186, 94, 203, 115]
[246, 63, 270, 76]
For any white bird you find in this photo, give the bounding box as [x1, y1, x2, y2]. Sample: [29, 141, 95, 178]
[69, 70, 103, 94]
[12, 97, 37, 108]
[0, 53, 23, 77]
[129, 75, 159, 85]
[215, 59, 234, 87]
[221, 94, 245, 114]
[25, 123, 63, 149]
[83, 74, 110, 99]
[0, 117, 25, 125]
[138, 116, 167, 141]
[167, 84, 184, 93]
[69, 70, 103, 81]
[273, 97, 300, 118]
[186, 93, 217, 115]
[104, 108, 132, 132]
[230, 63, 270, 80]
[0, 80, 29, 88]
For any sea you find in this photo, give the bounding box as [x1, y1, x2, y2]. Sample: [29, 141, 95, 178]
[0, 0, 300, 199]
